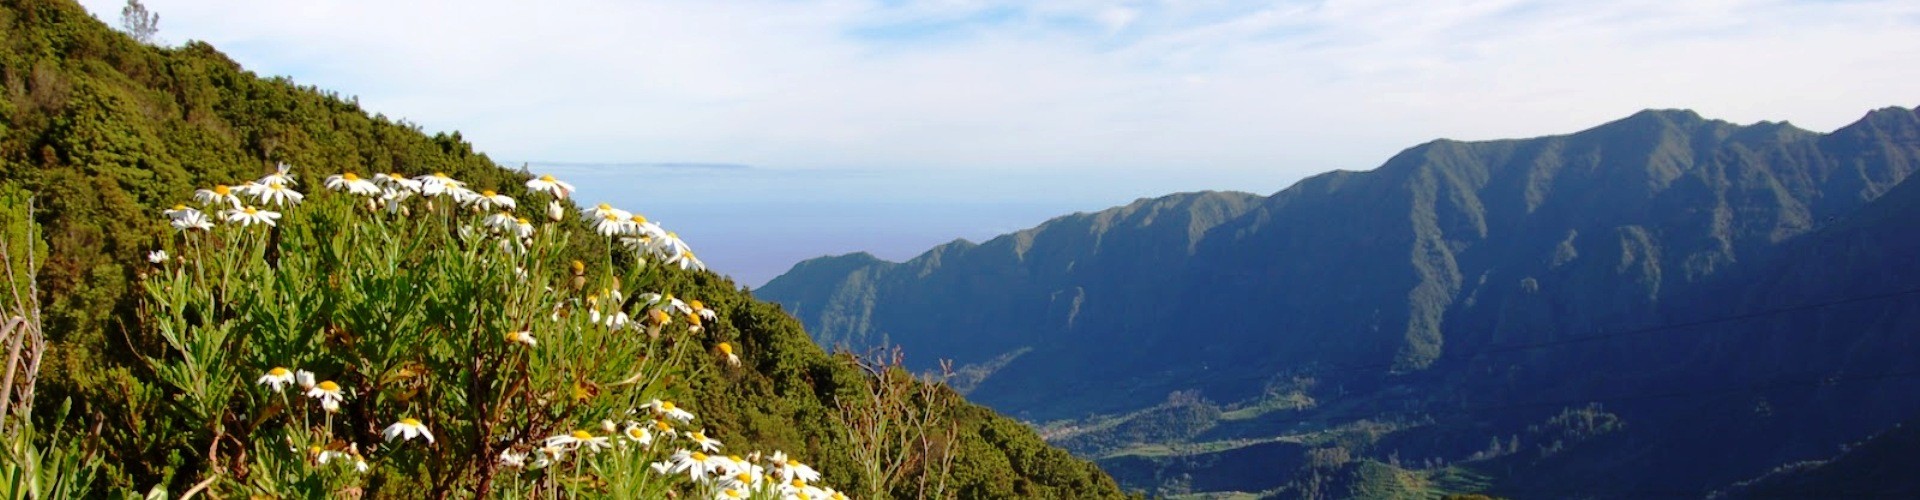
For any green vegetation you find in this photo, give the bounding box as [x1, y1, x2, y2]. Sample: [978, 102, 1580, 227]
[0, 0, 1129, 497]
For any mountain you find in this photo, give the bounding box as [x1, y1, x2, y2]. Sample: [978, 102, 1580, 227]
[0, 0, 1127, 496]
[761, 107, 1920, 496]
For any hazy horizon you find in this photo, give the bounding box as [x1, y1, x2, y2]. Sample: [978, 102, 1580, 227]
[531, 161, 1297, 287]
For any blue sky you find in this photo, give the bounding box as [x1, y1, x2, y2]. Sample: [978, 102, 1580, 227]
[81, 0, 1920, 286]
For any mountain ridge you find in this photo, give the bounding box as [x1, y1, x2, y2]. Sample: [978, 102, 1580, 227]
[761, 105, 1920, 496]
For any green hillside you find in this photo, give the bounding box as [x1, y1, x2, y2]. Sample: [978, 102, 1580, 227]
[0, 0, 1127, 496]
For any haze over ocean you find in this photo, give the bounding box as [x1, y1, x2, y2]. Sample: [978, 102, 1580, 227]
[533, 162, 1289, 288]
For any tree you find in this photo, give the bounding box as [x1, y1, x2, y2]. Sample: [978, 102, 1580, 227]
[119, 0, 159, 44]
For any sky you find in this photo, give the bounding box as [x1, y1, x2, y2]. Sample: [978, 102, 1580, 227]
[80, 0, 1920, 286]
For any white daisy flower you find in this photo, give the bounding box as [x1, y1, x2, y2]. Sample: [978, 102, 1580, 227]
[592, 214, 629, 237]
[256, 367, 295, 392]
[668, 450, 726, 482]
[624, 215, 664, 238]
[544, 430, 611, 452]
[445, 186, 479, 205]
[649, 399, 696, 423]
[513, 217, 534, 239]
[382, 418, 434, 444]
[526, 174, 575, 199]
[147, 250, 168, 264]
[621, 422, 654, 446]
[658, 232, 693, 256]
[667, 250, 705, 271]
[641, 293, 693, 316]
[775, 455, 821, 484]
[192, 185, 242, 208]
[651, 418, 679, 439]
[162, 204, 196, 220]
[260, 163, 297, 186]
[483, 212, 517, 232]
[324, 172, 381, 195]
[296, 369, 316, 390]
[686, 429, 722, 453]
[258, 182, 304, 207]
[376, 173, 423, 193]
[171, 210, 214, 231]
[505, 330, 536, 346]
[379, 187, 414, 215]
[465, 190, 516, 211]
[536, 445, 566, 468]
[546, 200, 567, 222]
[716, 342, 740, 367]
[690, 300, 718, 321]
[223, 206, 281, 227]
[604, 310, 630, 330]
[498, 448, 528, 469]
[412, 172, 465, 196]
[306, 380, 345, 412]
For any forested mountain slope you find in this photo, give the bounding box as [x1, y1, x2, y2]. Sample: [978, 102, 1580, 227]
[764, 106, 1920, 497]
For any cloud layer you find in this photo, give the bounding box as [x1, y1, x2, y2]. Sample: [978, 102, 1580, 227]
[82, 0, 1920, 179]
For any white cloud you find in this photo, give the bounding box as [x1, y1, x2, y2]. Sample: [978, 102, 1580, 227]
[80, 0, 1920, 182]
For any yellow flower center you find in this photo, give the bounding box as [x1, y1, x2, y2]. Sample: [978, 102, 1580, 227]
[626, 428, 644, 439]
[602, 213, 620, 221]
[269, 367, 290, 377]
[688, 314, 702, 326]
[788, 459, 801, 467]
[516, 217, 529, 225]
[691, 452, 709, 461]
[433, 172, 449, 179]
[596, 203, 612, 211]
[718, 342, 732, 355]
[654, 420, 672, 431]
[388, 172, 404, 179]
[482, 189, 497, 197]
[729, 455, 742, 462]
[649, 310, 670, 324]
[540, 174, 556, 182]
[244, 207, 259, 215]
[630, 214, 648, 224]
[571, 430, 593, 440]
[661, 401, 675, 411]
[690, 431, 707, 441]
[171, 204, 186, 211]
[318, 381, 340, 392]
[571, 260, 585, 273]
[689, 300, 705, 310]
[735, 472, 750, 482]
[792, 478, 806, 487]
[342, 172, 360, 180]
[214, 185, 230, 195]
[401, 418, 421, 426]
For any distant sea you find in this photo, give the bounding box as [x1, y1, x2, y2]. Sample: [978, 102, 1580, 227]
[523, 162, 1289, 288]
